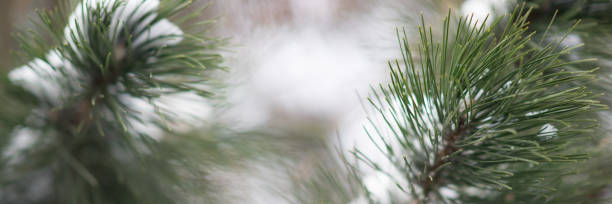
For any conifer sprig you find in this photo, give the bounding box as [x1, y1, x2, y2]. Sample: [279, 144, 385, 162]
[354, 5, 605, 203]
[1, 0, 224, 203]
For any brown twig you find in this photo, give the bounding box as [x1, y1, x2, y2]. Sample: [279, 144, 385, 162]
[45, 57, 124, 187]
[420, 115, 469, 202]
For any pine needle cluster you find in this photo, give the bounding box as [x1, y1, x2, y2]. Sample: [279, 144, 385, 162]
[1, 0, 224, 203]
[353, 5, 606, 203]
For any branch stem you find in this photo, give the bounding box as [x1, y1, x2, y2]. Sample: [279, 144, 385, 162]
[420, 115, 468, 202]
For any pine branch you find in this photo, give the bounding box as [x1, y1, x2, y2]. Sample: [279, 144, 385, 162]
[1, 0, 225, 203]
[352, 4, 606, 203]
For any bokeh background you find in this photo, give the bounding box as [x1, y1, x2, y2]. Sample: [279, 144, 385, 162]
[1, 0, 609, 203]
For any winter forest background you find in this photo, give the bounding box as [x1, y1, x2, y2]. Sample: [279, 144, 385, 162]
[0, 0, 611, 203]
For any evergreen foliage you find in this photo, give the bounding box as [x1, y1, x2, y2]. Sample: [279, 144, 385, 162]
[1, 0, 224, 203]
[1, 0, 611, 203]
[352, 5, 606, 203]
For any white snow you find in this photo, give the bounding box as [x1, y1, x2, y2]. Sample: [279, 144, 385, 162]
[7, 0, 188, 155]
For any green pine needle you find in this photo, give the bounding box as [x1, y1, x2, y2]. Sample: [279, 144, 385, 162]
[353, 5, 605, 203]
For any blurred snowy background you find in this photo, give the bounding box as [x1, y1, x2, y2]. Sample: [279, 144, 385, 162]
[0, 0, 511, 203]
